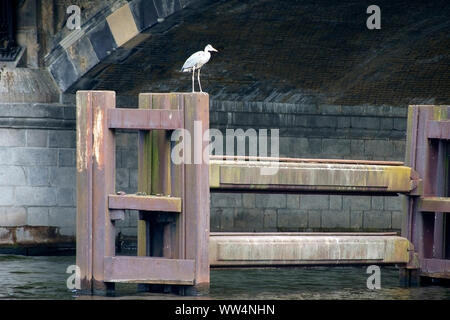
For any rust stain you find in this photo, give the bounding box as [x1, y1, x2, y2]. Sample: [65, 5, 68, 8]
[76, 94, 92, 173]
[76, 102, 86, 172]
[93, 108, 104, 169]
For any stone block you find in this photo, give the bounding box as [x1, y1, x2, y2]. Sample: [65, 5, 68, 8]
[27, 207, 49, 226]
[59, 227, 76, 237]
[12, 148, 57, 166]
[27, 167, 49, 186]
[49, 130, 76, 148]
[49, 207, 76, 227]
[0, 128, 25, 147]
[322, 139, 350, 156]
[263, 209, 277, 228]
[56, 188, 75, 207]
[0, 207, 27, 226]
[286, 194, 300, 208]
[120, 148, 138, 169]
[87, 20, 117, 61]
[0, 166, 26, 186]
[277, 209, 307, 229]
[308, 210, 321, 228]
[364, 140, 393, 157]
[380, 118, 393, 130]
[129, 169, 138, 189]
[219, 208, 234, 231]
[50, 167, 76, 187]
[343, 196, 371, 210]
[393, 118, 406, 131]
[392, 211, 403, 230]
[66, 37, 99, 76]
[116, 168, 129, 188]
[242, 193, 255, 208]
[234, 208, 263, 231]
[350, 211, 363, 229]
[300, 195, 329, 209]
[15, 186, 56, 206]
[351, 117, 380, 129]
[0, 186, 14, 206]
[363, 211, 391, 229]
[129, 0, 159, 31]
[58, 149, 76, 167]
[211, 193, 242, 208]
[329, 195, 342, 210]
[210, 208, 222, 231]
[106, 3, 139, 47]
[26, 129, 48, 147]
[385, 196, 403, 211]
[350, 139, 365, 157]
[321, 210, 350, 228]
[371, 197, 384, 210]
[48, 51, 79, 92]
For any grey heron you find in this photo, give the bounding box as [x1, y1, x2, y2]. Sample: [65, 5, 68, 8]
[181, 44, 218, 93]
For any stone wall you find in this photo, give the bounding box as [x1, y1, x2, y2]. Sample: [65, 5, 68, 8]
[0, 103, 75, 237]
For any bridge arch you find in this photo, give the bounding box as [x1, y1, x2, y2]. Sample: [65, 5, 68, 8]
[46, 0, 201, 92]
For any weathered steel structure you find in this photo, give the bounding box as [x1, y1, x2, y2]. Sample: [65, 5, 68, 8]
[76, 91, 448, 294]
[76, 91, 209, 293]
[403, 105, 450, 281]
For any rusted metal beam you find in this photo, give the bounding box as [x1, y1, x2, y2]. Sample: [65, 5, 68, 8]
[426, 120, 450, 140]
[76, 91, 116, 293]
[103, 256, 195, 285]
[209, 232, 411, 267]
[184, 93, 210, 287]
[76, 91, 94, 292]
[210, 159, 414, 194]
[108, 194, 181, 212]
[419, 197, 450, 213]
[107, 108, 182, 130]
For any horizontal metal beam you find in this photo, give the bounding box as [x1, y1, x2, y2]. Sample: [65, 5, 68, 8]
[427, 120, 450, 140]
[103, 256, 195, 285]
[107, 108, 182, 130]
[209, 232, 411, 267]
[209, 159, 414, 194]
[108, 194, 181, 212]
[419, 197, 450, 212]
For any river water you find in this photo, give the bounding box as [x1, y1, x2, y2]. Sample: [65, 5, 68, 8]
[0, 255, 449, 300]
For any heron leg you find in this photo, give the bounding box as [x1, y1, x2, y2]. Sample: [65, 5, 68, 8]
[197, 68, 203, 92]
[192, 67, 195, 93]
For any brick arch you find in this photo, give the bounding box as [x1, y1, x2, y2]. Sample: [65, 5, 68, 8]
[47, 0, 196, 92]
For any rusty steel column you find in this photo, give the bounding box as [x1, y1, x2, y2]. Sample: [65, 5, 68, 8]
[76, 91, 116, 293]
[404, 105, 450, 284]
[183, 93, 210, 289]
[76, 91, 94, 292]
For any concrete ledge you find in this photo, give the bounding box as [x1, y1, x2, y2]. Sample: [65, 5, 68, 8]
[0, 226, 74, 247]
[210, 159, 414, 194]
[0, 68, 59, 103]
[209, 232, 411, 266]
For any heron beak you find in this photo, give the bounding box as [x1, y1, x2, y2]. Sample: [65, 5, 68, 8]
[212, 47, 218, 52]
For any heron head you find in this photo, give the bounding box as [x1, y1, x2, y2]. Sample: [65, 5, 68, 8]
[205, 44, 218, 52]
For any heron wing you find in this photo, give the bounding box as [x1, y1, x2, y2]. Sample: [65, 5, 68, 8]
[181, 51, 205, 71]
